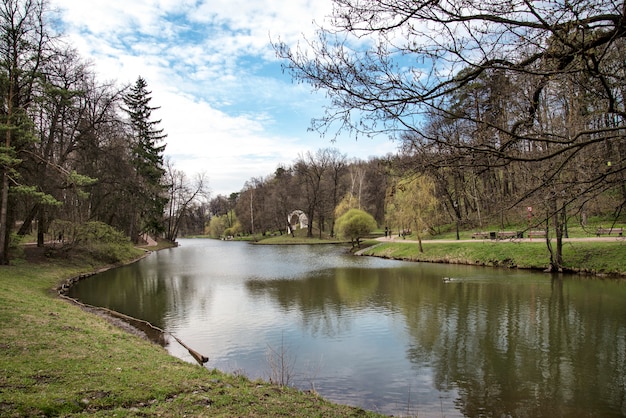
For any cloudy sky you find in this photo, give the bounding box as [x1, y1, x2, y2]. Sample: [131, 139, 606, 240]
[51, 0, 398, 196]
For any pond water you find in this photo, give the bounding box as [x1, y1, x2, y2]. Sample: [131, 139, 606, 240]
[68, 238, 626, 417]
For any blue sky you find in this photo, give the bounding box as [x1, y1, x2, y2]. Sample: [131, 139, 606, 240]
[51, 0, 399, 196]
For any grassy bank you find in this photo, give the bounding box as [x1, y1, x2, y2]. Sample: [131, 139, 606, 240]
[360, 240, 626, 276]
[0, 250, 381, 417]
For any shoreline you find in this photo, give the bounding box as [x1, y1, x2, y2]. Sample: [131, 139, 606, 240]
[8, 237, 618, 415]
[357, 236, 626, 278]
[56, 246, 210, 365]
[2, 243, 379, 416]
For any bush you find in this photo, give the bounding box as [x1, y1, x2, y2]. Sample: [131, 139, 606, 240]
[50, 220, 139, 263]
[336, 209, 377, 247]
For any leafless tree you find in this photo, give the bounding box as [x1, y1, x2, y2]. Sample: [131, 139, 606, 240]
[164, 160, 209, 241]
[276, 0, 626, 270]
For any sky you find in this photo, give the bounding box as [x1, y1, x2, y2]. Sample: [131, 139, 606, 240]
[50, 0, 399, 197]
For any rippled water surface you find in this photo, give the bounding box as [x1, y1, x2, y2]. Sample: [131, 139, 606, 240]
[69, 238, 626, 416]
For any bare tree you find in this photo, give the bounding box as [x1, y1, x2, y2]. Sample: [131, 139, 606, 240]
[163, 160, 209, 241]
[294, 149, 331, 238]
[323, 148, 348, 237]
[276, 0, 626, 270]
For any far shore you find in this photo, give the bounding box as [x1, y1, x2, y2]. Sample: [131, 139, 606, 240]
[357, 235, 626, 277]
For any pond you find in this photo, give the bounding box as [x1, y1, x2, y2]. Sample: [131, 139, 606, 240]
[68, 238, 626, 417]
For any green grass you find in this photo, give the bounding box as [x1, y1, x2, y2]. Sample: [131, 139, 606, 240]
[253, 227, 348, 245]
[0, 249, 382, 417]
[404, 218, 625, 241]
[361, 240, 626, 275]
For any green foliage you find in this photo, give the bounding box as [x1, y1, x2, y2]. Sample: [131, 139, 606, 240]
[51, 220, 140, 263]
[122, 76, 168, 237]
[386, 175, 439, 236]
[224, 220, 242, 238]
[336, 208, 377, 245]
[123, 76, 167, 183]
[208, 212, 242, 238]
[334, 192, 359, 218]
[0, 145, 22, 168]
[208, 215, 227, 238]
[66, 170, 97, 187]
[11, 185, 61, 206]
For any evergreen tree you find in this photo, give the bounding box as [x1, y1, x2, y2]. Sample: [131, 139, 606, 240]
[122, 76, 167, 240]
[0, 0, 49, 263]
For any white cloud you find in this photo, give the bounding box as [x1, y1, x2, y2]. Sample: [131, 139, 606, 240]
[153, 90, 309, 194]
[51, 0, 398, 196]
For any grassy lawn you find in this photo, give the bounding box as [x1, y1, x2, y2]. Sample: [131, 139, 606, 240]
[0, 248, 381, 417]
[361, 240, 626, 276]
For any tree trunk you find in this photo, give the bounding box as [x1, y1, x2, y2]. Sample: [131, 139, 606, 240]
[17, 204, 39, 236]
[37, 207, 45, 247]
[0, 170, 10, 264]
[546, 197, 564, 272]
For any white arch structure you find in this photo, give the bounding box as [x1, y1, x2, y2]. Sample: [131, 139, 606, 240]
[287, 210, 308, 234]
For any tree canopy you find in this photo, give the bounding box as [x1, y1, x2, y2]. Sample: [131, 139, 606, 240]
[122, 76, 168, 240]
[0, 0, 208, 262]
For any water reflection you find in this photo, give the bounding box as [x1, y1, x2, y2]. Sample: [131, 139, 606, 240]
[68, 239, 626, 417]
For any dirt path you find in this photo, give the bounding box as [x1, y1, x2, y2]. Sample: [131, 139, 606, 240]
[141, 234, 158, 246]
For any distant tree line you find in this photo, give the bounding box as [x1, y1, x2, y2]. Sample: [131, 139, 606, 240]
[208, 149, 389, 240]
[273, 0, 626, 271]
[212, 0, 625, 271]
[213, 142, 622, 245]
[4, 0, 623, 272]
[0, 0, 207, 263]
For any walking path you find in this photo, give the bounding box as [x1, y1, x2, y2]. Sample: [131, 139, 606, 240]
[376, 235, 624, 244]
[141, 233, 158, 246]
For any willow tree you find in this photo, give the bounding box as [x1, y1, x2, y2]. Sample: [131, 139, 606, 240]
[386, 174, 439, 252]
[276, 0, 626, 271]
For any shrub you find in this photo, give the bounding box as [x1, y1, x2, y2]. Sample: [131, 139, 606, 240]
[50, 220, 139, 263]
[336, 209, 377, 247]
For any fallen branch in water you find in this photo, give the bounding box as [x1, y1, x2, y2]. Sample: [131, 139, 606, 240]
[58, 291, 209, 365]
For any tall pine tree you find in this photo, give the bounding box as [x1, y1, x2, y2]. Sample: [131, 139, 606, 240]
[122, 76, 167, 241]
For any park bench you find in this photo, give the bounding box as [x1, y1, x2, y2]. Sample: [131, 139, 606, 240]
[596, 227, 623, 237]
[529, 230, 547, 238]
[497, 231, 519, 239]
[471, 232, 489, 239]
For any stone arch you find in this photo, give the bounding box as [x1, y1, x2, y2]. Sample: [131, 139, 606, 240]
[287, 210, 308, 233]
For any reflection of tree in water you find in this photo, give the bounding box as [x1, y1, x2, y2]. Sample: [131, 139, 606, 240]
[247, 267, 626, 415]
[246, 267, 385, 338]
[400, 277, 626, 417]
[69, 260, 214, 331]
